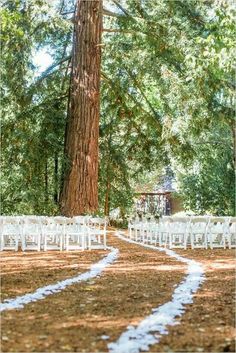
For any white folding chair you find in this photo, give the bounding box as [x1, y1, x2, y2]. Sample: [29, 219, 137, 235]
[158, 217, 171, 247]
[149, 221, 159, 245]
[0, 216, 21, 251]
[189, 216, 210, 249]
[207, 217, 230, 249]
[88, 217, 107, 250]
[227, 217, 236, 249]
[65, 217, 87, 251]
[42, 217, 64, 251]
[21, 216, 42, 251]
[129, 216, 141, 241]
[140, 218, 149, 243]
[146, 219, 158, 244]
[168, 217, 191, 249]
[128, 218, 134, 239]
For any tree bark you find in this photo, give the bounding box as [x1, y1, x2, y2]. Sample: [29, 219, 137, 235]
[60, 0, 103, 216]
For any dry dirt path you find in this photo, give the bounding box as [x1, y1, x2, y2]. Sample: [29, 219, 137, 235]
[1, 231, 235, 352]
[1, 250, 108, 301]
[150, 247, 235, 353]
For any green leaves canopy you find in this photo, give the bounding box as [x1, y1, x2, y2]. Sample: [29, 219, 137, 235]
[1, 0, 235, 215]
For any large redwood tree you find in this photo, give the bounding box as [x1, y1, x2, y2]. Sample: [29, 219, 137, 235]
[60, 0, 103, 216]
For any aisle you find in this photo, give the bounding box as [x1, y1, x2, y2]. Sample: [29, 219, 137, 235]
[150, 247, 235, 352]
[1, 232, 185, 352]
[1, 232, 235, 352]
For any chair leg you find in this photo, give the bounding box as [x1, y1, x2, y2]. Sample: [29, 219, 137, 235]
[104, 233, 107, 250]
[142, 230, 145, 243]
[169, 234, 172, 248]
[191, 234, 194, 249]
[66, 234, 69, 251]
[159, 232, 162, 247]
[156, 232, 160, 246]
[44, 235, 47, 251]
[222, 234, 226, 249]
[204, 233, 208, 249]
[81, 235, 85, 251]
[0, 234, 3, 251]
[228, 235, 231, 249]
[88, 233, 91, 250]
[164, 233, 168, 248]
[21, 234, 26, 251]
[208, 233, 213, 249]
[15, 235, 19, 251]
[60, 234, 63, 251]
[184, 234, 188, 250]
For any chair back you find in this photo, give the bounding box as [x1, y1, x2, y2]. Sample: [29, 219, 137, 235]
[208, 217, 230, 234]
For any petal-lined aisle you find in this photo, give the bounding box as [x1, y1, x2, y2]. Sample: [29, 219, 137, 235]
[1, 231, 235, 352]
[1, 247, 119, 312]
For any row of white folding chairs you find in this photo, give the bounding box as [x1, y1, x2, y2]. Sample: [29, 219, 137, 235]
[0, 216, 107, 251]
[128, 216, 236, 249]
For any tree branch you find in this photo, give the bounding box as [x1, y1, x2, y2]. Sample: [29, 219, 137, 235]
[124, 67, 162, 120]
[103, 28, 135, 34]
[112, 0, 133, 18]
[61, 11, 75, 16]
[101, 71, 162, 132]
[34, 56, 71, 85]
[103, 7, 123, 18]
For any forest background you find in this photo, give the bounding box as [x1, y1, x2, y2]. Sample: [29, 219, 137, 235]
[1, 0, 235, 217]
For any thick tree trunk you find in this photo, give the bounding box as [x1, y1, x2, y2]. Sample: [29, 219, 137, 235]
[60, 0, 103, 216]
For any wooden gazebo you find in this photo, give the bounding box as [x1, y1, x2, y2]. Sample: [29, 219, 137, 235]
[134, 192, 172, 216]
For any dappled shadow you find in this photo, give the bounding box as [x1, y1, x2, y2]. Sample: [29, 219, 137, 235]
[1, 250, 107, 300]
[1, 232, 235, 352]
[1, 250, 108, 274]
[1, 233, 185, 352]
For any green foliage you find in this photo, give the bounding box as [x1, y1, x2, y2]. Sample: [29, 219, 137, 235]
[1, 0, 70, 214]
[1, 0, 235, 216]
[178, 138, 235, 216]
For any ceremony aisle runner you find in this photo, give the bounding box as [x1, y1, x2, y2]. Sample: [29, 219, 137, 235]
[108, 232, 205, 353]
[0, 247, 119, 312]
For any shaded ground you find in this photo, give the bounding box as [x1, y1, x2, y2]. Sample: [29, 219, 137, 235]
[1, 232, 184, 352]
[1, 250, 107, 301]
[151, 248, 235, 353]
[1, 231, 235, 352]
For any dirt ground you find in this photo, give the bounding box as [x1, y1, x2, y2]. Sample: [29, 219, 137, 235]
[151, 248, 235, 353]
[1, 231, 235, 353]
[1, 250, 107, 301]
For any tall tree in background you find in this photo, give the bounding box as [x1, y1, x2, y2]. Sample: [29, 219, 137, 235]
[60, 0, 103, 216]
[1, 0, 234, 216]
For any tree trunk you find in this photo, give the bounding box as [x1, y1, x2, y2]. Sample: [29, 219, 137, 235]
[60, 0, 103, 216]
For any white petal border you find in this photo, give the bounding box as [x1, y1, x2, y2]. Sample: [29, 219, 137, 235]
[108, 231, 205, 353]
[1, 246, 119, 312]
